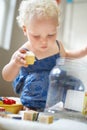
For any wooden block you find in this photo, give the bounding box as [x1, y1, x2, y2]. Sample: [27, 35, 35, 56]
[25, 51, 35, 65]
[38, 114, 53, 124]
[82, 92, 87, 115]
[20, 110, 39, 121]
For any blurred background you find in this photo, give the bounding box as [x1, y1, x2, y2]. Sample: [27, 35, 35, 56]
[0, 0, 87, 97]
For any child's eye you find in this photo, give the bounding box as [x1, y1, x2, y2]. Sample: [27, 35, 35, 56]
[48, 34, 55, 37]
[33, 35, 40, 39]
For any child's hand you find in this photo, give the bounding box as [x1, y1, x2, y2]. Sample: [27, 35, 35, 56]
[83, 46, 87, 56]
[11, 48, 28, 68]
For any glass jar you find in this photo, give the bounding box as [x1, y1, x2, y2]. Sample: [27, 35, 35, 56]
[45, 58, 87, 122]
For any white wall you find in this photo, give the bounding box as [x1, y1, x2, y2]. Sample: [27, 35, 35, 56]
[63, 0, 87, 50]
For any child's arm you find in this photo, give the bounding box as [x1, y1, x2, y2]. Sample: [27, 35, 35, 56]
[59, 41, 87, 58]
[2, 48, 27, 82]
[65, 46, 87, 58]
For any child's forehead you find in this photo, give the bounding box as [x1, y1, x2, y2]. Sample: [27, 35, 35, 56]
[27, 18, 58, 35]
[28, 15, 58, 29]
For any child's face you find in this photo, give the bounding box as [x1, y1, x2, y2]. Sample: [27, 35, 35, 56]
[24, 17, 58, 52]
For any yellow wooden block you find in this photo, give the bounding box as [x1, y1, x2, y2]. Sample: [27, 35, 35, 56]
[25, 51, 35, 65]
[82, 92, 87, 115]
[38, 115, 53, 124]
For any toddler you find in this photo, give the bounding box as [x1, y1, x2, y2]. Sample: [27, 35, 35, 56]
[2, 0, 87, 111]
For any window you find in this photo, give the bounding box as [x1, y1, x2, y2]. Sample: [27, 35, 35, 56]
[0, 0, 16, 50]
[63, 0, 87, 50]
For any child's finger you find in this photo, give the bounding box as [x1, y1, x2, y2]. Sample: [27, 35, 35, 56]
[19, 48, 27, 53]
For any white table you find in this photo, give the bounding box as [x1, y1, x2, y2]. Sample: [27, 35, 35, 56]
[0, 117, 87, 130]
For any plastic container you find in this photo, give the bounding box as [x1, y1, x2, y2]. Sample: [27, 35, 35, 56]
[45, 58, 87, 122]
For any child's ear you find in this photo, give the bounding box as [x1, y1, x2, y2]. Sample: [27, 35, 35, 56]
[22, 26, 27, 36]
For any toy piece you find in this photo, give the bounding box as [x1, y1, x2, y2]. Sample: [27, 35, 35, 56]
[0, 97, 16, 105]
[6, 114, 22, 120]
[82, 92, 87, 115]
[0, 107, 5, 113]
[19, 110, 39, 121]
[25, 51, 35, 65]
[0, 107, 6, 117]
[38, 114, 53, 124]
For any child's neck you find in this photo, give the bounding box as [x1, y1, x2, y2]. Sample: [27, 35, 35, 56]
[32, 46, 59, 60]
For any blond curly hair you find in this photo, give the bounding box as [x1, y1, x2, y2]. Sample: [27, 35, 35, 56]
[16, 0, 60, 28]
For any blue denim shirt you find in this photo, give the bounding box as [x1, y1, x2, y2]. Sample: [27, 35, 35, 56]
[12, 53, 60, 110]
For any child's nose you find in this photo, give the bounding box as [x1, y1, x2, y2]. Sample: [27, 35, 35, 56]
[40, 37, 48, 44]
